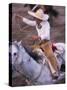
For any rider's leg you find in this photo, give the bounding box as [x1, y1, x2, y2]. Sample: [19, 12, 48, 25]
[40, 41, 59, 78]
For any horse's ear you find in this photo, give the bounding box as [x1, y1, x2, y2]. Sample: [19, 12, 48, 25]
[18, 40, 22, 46]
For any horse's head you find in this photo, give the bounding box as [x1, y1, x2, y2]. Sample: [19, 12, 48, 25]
[9, 41, 24, 65]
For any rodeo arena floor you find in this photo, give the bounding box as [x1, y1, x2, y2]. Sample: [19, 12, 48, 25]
[11, 3, 65, 86]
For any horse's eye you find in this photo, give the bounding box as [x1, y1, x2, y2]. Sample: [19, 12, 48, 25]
[14, 53, 17, 56]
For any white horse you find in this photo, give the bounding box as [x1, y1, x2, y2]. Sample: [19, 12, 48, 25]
[9, 41, 65, 85]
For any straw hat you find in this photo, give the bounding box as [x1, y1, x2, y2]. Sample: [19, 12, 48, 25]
[28, 9, 49, 21]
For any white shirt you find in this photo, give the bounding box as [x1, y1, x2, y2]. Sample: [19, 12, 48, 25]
[23, 16, 50, 40]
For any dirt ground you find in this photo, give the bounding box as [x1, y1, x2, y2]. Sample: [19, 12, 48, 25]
[10, 3, 65, 86]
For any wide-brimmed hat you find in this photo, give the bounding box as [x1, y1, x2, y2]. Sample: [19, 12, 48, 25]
[28, 9, 49, 21]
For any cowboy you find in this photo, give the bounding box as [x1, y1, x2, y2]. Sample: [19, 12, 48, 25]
[16, 8, 59, 78]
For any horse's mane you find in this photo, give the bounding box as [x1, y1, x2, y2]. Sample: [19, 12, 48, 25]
[22, 45, 41, 61]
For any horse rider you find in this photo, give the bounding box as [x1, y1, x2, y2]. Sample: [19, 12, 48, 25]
[16, 8, 59, 78]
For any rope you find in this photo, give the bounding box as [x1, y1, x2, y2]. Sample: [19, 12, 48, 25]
[32, 5, 38, 11]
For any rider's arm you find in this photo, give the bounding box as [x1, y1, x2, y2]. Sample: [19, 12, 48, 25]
[40, 21, 50, 40]
[23, 17, 36, 26]
[15, 15, 36, 26]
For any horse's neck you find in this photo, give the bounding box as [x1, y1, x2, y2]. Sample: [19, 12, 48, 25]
[19, 47, 42, 78]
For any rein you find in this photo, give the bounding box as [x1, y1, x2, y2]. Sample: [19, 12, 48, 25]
[12, 64, 25, 77]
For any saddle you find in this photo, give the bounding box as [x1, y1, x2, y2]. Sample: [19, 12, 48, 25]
[31, 42, 58, 53]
